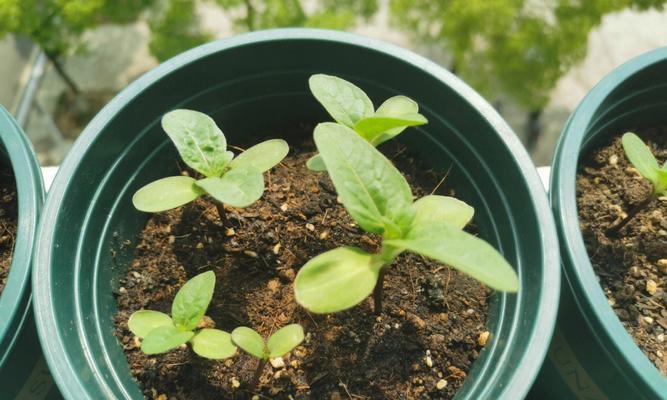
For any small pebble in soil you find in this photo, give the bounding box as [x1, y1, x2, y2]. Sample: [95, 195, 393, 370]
[425, 350, 433, 368]
[305, 223, 315, 231]
[270, 357, 285, 369]
[243, 250, 258, 258]
[225, 228, 235, 237]
[273, 243, 281, 254]
[646, 280, 658, 296]
[230, 377, 240, 389]
[478, 331, 490, 347]
[319, 231, 329, 239]
[436, 379, 448, 390]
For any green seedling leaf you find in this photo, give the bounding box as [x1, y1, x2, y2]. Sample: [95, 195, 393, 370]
[231, 327, 266, 359]
[196, 167, 264, 208]
[228, 139, 289, 173]
[413, 195, 474, 229]
[376, 95, 418, 117]
[314, 122, 415, 236]
[128, 310, 173, 338]
[309, 74, 374, 128]
[386, 223, 519, 292]
[133, 176, 203, 212]
[622, 132, 660, 184]
[355, 113, 427, 145]
[295, 247, 383, 313]
[162, 109, 229, 177]
[267, 324, 305, 358]
[191, 329, 237, 359]
[306, 154, 327, 171]
[172, 271, 216, 331]
[141, 325, 194, 355]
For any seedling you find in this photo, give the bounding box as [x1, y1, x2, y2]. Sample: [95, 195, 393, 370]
[231, 324, 304, 389]
[608, 132, 667, 234]
[306, 74, 427, 171]
[294, 123, 519, 315]
[132, 109, 289, 224]
[128, 271, 237, 360]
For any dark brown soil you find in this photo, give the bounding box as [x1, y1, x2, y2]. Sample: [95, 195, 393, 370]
[577, 128, 667, 374]
[0, 164, 18, 295]
[114, 139, 491, 399]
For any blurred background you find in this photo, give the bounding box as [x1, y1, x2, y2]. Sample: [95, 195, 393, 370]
[1, 0, 666, 166]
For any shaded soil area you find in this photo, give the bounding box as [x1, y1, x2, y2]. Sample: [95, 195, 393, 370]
[114, 138, 492, 399]
[577, 128, 667, 374]
[0, 164, 18, 295]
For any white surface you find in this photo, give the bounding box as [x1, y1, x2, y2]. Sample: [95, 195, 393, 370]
[537, 166, 550, 190]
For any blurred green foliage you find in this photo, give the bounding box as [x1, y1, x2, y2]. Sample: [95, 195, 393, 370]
[149, 0, 212, 61]
[390, 0, 667, 110]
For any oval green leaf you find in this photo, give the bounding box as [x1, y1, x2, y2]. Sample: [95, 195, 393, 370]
[386, 223, 519, 292]
[191, 329, 237, 360]
[622, 132, 659, 185]
[354, 113, 427, 145]
[172, 271, 216, 331]
[228, 139, 289, 172]
[162, 109, 229, 177]
[267, 324, 305, 358]
[231, 327, 266, 359]
[306, 154, 327, 172]
[376, 96, 419, 117]
[132, 176, 203, 212]
[294, 247, 382, 313]
[413, 195, 474, 230]
[314, 122, 415, 235]
[141, 325, 194, 355]
[128, 310, 173, 338]
[196, 167, 264, 208]
[309, 74, 374, 128]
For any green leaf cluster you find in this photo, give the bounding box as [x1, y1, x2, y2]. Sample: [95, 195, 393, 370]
[622, 132, 667, 196]
[294, 123, 519, 314]
[132, 109, 288, 212]
[128, 271, 237, 358]
[231, 324, 304, 360]
[306, 74, 427, 171]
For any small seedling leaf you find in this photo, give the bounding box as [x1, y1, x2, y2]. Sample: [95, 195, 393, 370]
[354, 113, 427, 145]
[622, 132, 659, 185]
[141, 325, 194, 355]
[196, 167, 264, 208]
[306, 154, 327, 171]
[376, 95, 418, 117]
[162, 109, 229, 177]
[413, 195, 474, 229]
[267, 324, 305, 358]
[191, 329, 237, 359]
[386, 223, 519, 292]
[132, 176, 203, 212]
[231, 327, 266, 359]
[314, 122, 415, 236]
[128, 310, 173, 338]
[309, 74, 374, 128]
[294, 247, 382, 313]
[228, 139, 289, 172]
[172, 271, 216, 331]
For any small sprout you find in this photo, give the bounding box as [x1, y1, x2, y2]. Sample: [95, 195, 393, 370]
[231, 324, 304, 389]
[128, 271, 237, 359]
[294, 123, 519, 315]
[132, 109, 288, 224]
[306, 74, 427, 171]
[608, 132, 667, 234]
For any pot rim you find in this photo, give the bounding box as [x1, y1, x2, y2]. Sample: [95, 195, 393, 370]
[33, 28, 560, 399]
[550, 46, 667, 393]
[0, 105, 44, 366]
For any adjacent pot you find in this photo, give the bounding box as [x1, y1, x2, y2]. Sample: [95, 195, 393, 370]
[533, 47, 667, 399]
[0, 106, 52, 398]
[33, 29, 560, 399]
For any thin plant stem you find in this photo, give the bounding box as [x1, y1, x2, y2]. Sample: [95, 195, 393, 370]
[251, 359, 267, 390]
[215, 202, 228, 226]
[373, 268, 387, 315]
[607, 194, 655, 236]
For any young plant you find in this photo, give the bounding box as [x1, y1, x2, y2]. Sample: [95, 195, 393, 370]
[132, 109, 289, 224]
[231, 324, 304, 389]
[128, 271, 237, 360]
[306, 74, 427, 171]
[294, 123, 519, 315]
[608, 132, 667, 234]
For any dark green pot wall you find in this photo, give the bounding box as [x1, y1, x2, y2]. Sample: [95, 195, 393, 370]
[0, 106, 49, 398]
[534, 47, 667, 399]
[32, 29, 560, 400]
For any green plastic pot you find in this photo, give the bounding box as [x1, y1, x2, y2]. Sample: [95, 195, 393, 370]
[33, 29, 559, 399]
[533, 47, 667, 399]
[0, 106, 54, 398]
